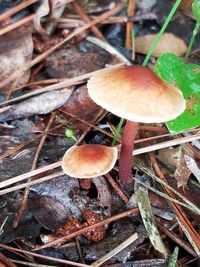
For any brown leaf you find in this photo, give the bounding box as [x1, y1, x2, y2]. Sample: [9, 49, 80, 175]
[0, 33, 33, 90]
[157, 147, 181, 169]
[33, 0, 50, 35]
[174, 149, 191, 188]
[135, 33, 187, 57]
[45, 47, 109, 78]
[0, 89, 72, 122]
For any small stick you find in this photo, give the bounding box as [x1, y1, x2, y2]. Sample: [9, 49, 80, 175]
[91, 233, 138, 267]
[12, 113, 56, 228]
[125, 0, 135, 60]
[0, 14, 34, 36]
[0, 63, 124, 107]
[1, 133, 200, 190]
[0, 243, 90, 267]
[0, 171, 64, 195]
[0, 3, 124, 89]
[71, 2, 106, 41]
[0, 0, 37, 22]
[105, 174, 129, 203]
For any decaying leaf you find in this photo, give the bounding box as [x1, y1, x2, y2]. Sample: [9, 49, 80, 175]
[0, 89, 72, 122]
[184, 155, 200, 183]
[34, 0, 50, 35]
[0, 33, 33, 90]
[135, 33, 187, 57]
[157, 147, 181, 169]
[174, 149, 191, 188]
[45, 47, 109, 78]
[158, 146, 191, 188]
[93, 176, 112, 212]
[135, 183, 168, 258]
[30, 175, 80, 230]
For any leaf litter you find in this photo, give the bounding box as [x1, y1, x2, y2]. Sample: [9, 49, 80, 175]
[0, 0, 200, 266]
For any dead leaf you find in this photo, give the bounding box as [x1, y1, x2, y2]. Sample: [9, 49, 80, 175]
[184, 155, 200, 183]
[93, 176, 112, 212]
[34, 0, 50, 35]
[45, 47, 109, 78]
[0, 33, 33, 90]
[135, 33, 187, 57]
[157, 147, 181, 169]
[0, 89, 72, 122]
[174, 150, 191, 188]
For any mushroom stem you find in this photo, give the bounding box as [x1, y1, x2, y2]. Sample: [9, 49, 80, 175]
[119, 120, 138, 189]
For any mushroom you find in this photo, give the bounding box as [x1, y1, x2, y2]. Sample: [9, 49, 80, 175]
[61, 144, 118, 179]
[87, 65, 186, 189]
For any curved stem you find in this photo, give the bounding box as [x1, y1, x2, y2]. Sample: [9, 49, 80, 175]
[119, 120, 138, 189]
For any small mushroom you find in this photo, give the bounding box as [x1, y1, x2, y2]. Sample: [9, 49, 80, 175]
[61, 144, 118, 178]
[87, 65, 186, 190]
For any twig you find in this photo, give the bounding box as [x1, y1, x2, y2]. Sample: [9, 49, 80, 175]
[91, 233, 138, 266]
[0, 3, 124, 89]
[12, 113, 56, 228]
[0, 14, 34, 36]
[0, 0, 37, 22]
[33, 208, 139, 250]
[125, 0, 135, 60]
[0, 125, 63, 161]
[0, 171, 64, 195]
[1, 133, 200, 190]
[10, 259, 57, 267]
[0, 161, 61, 189]
[132, 133, 200, 156]
[71, 2, 106, 41]
[60, 109, 120, 141]
[0, 243, 90, 267]
[105, 173, 129, 203]
[157, 223, 197, 257]
[136, 165, 200, 216]
[148, 153, 200, 254]
[0, 63, 124, 107]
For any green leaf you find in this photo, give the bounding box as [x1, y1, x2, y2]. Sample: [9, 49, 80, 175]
[154, 53, 200, 134]
[192, 0, 200, 24]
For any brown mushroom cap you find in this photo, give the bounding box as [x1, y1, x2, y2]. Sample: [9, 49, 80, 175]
[61, 144, 118, 178]
[87, 65, 186, 123]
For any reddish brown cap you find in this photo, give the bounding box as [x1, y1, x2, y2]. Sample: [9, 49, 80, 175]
[87, 65, 186, 123]
[61, 144, 118, 178]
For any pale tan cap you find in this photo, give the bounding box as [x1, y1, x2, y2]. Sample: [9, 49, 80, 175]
[87, 66, 186, 123]
[61, 144, 118, 178]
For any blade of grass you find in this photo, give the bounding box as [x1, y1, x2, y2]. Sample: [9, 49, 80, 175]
[184, 21, 200, 62]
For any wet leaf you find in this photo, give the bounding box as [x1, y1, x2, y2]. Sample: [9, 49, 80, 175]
[135, 33, 187, 57]
[154, 53, 200, 134]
